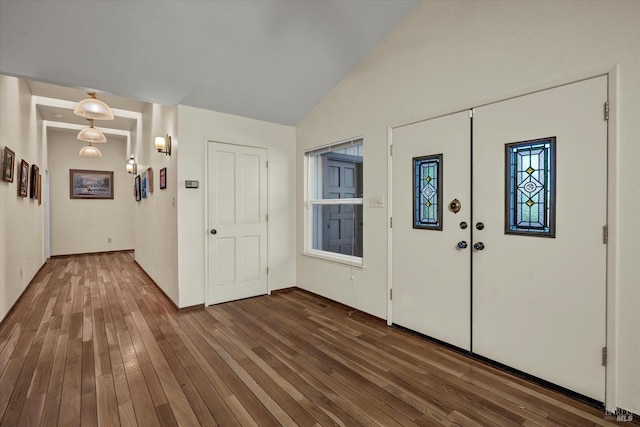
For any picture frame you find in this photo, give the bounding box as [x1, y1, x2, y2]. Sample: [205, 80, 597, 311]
[30, 164, 39, 199]
[69, 169, 114, 199]
[37, 174, 42, 205]
[2, 147, 15, 183]
[141, 170, 148, 198]
[18, 160, 29, 197]
[135, 175, 141, 201]
[147, 167, 153, 192]
[159, 167, 167, 189]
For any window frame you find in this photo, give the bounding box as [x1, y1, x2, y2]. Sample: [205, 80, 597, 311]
[304, 138, 364, 266]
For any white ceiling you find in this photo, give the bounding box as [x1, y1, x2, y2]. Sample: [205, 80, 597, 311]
[0, 0, 419, 126]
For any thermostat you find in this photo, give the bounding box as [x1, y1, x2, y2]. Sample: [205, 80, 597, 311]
[185, 180, 199, 188]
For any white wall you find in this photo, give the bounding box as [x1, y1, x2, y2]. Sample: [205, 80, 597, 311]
[0, 75, 46, 321]
[177, 105, 296, 308]
[48, 129, 134, 255]
[296, 0, 640, 413]
[133, 103, 179, 304]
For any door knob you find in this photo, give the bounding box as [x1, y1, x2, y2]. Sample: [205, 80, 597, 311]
[457, 241, 468, 249]
[449, 198, 461, 213]
[473, 242, 485, 251]
[210, 229, 217, 235]
[476, 222, 484, 230]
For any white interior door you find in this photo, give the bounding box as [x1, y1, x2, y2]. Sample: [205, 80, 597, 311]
[391, 111, 471, 350]
[208, 142, 268, 305]
[472, 76, 607, 400]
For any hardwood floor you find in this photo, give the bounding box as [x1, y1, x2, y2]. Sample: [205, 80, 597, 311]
[0, 252, 629, 426]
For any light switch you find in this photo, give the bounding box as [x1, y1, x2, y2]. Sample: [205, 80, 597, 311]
[368, 197, 384, 208]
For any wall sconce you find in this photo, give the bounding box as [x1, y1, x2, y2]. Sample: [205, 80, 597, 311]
[154, 134, 172, 156]
[126, 154, 137, 174]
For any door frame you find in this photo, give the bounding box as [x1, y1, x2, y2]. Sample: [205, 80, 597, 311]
[204, 137, 271, 307]
[387, 66, 619, 409]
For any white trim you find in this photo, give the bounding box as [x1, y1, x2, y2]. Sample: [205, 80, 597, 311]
[386, 125, 393, 326]
[301, 250, 364, 268]
[605, 65, 618, 412]
[304, 136, 364, 156]
[307, 198, 363, 205]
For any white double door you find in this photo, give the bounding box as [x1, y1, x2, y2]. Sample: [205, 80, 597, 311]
[391, 76, 607, 401]
[207, 142, 268, 305]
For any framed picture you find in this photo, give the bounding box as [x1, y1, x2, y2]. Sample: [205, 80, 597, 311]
[3, 147, 15, 183]
[30, 164, 39, 199]
[147, 167, 153, 192]
[18, 160, 29, 197]
[135, 175, 141, 201]
[70, 169, 114, 199]
[37, 174, 42, 205]
[141, 170, 147, 198]
[159, 167, 167, 189]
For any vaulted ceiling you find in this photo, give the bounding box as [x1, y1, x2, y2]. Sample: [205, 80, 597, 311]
[0, 0, 419, 126]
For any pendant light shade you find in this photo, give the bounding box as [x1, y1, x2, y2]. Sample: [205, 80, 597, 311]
[74, 92, 114, 120]
[77, 119, 107, 143]
[79, 143, 102, 157]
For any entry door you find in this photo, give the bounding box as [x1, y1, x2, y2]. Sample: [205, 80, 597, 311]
[392, 111, 471, 350]
[207, 142, 268, 305]
[472, 76, 607, 400]
[391, 76, 607, 401]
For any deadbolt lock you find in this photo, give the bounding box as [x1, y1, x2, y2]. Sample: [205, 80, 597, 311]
[449, 198, 461, 214]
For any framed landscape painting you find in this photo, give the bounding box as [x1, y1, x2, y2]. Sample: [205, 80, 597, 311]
[70, 169, 114, 199]
[2, 147, 15, 183]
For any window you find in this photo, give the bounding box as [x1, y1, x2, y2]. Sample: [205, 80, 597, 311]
[505, 137, 556, 237]
[413, 154, 443, 230]
[305, 138, 363, 263]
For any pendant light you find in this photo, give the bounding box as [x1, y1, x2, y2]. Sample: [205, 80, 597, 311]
[79, 142, 102, 157]
[77, 119, 107, 143]
[74, 92, 114, 120]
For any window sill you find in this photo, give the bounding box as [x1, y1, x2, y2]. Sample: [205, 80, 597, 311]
[301, 250, 364, 269]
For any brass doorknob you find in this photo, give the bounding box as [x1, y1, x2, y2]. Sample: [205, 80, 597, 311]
[449, 198, 461, 213]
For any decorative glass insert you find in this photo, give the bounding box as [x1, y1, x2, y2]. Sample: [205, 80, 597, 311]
[413, 154, 443, 230]
[505, 137, 556, 237]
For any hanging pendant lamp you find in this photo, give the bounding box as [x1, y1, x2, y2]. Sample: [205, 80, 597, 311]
[77, 119, 107, 143]
[79, 142, 102, 157]
[74, 92, 114, 120]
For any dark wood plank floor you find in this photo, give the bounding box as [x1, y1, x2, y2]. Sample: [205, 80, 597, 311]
[0, 252, 627, 426]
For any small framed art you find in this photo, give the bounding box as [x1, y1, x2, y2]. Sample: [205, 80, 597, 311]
[3, 147, 15, 183]
[159, 167, 167, 189]
[135, 175, 141, 201]
[18, 160, 29, 197]
[30, 164, 39, 199]
[147, 167, 153, 192]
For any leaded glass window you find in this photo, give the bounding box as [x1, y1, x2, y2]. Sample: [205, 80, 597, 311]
[413, 154, 443, 230]
[505, 137, 556, 237]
